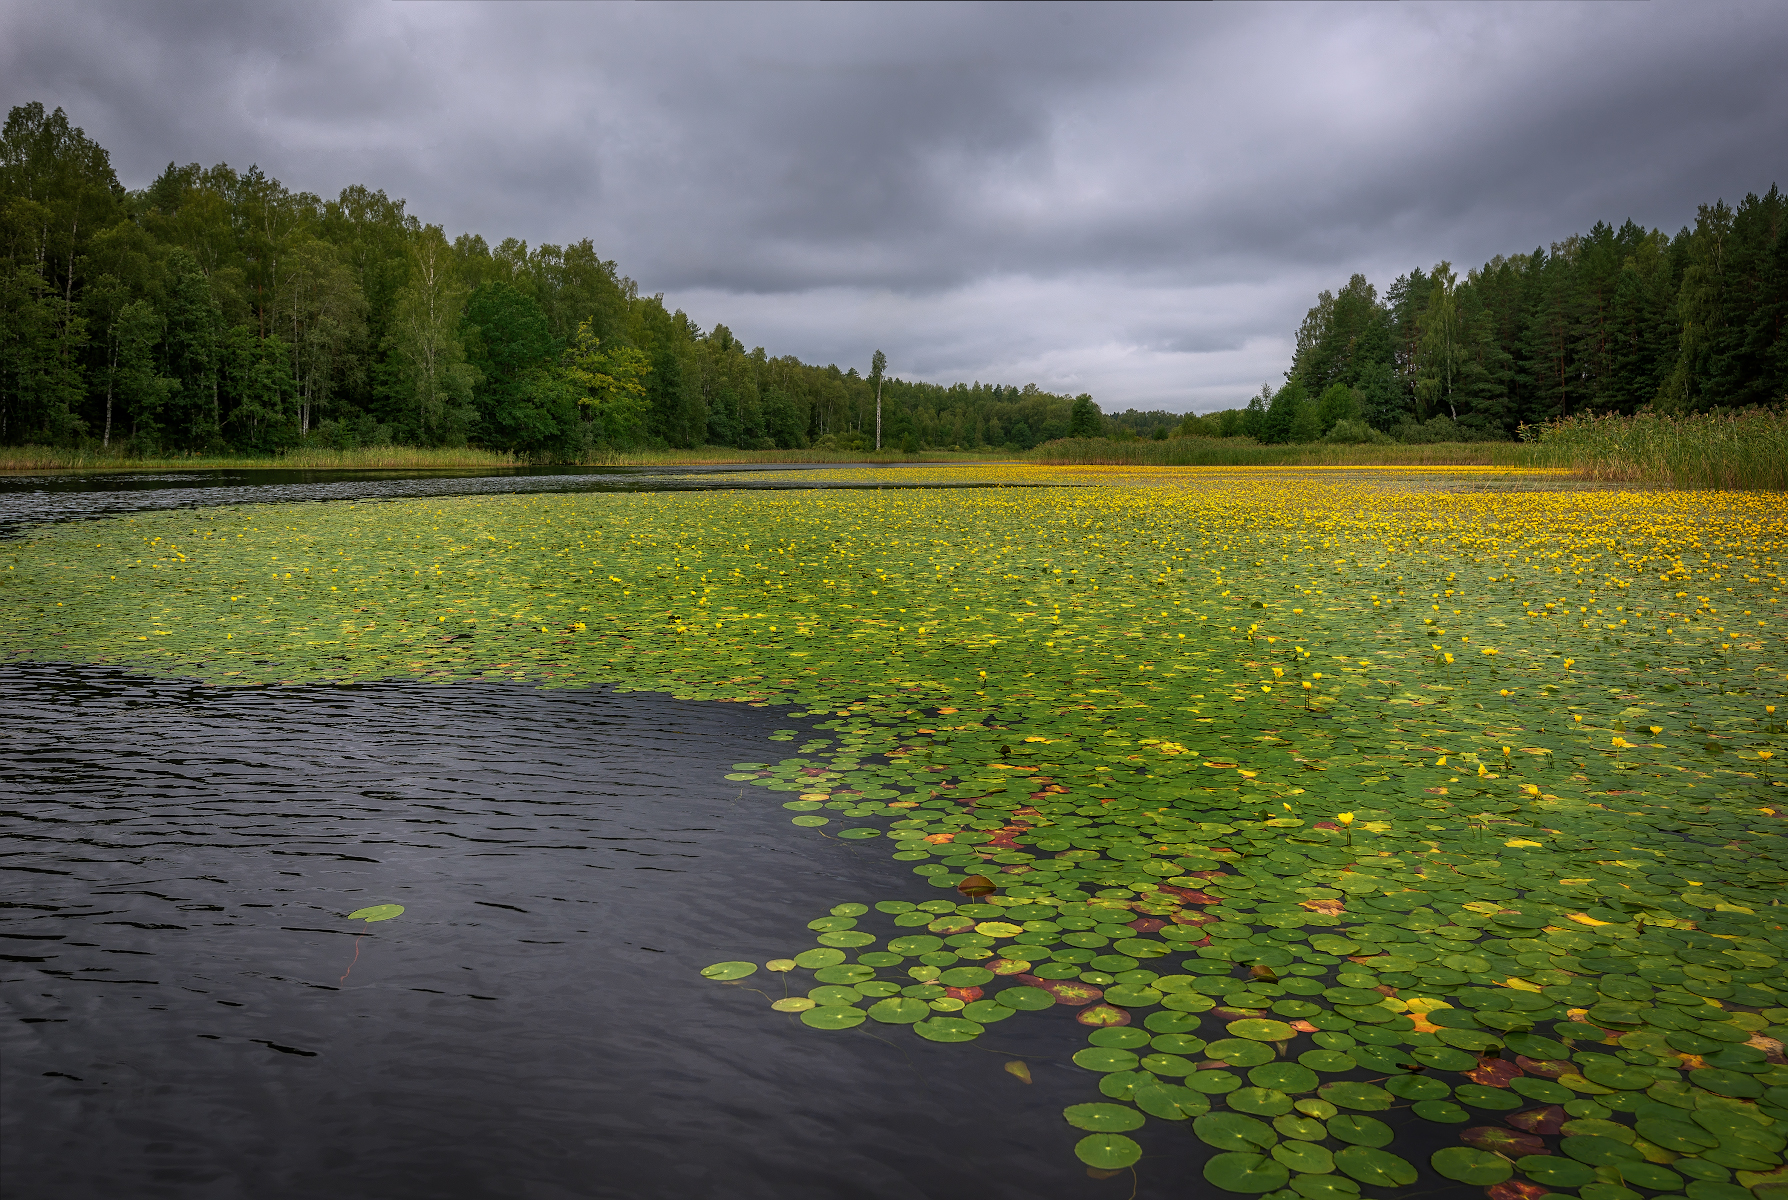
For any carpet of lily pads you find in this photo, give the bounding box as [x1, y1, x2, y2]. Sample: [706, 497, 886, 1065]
[4, 467, 1786, 1197]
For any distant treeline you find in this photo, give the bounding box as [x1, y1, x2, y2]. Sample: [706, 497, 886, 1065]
[1188, 184, 1786, 445]
[1, 103, 1122, 457]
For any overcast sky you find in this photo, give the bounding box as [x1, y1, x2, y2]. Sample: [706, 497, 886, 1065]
[5, 2, 1784, 412]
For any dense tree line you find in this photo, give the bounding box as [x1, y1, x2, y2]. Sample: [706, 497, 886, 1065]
[1191, 185, 1786, 444]
[1, 103, 1102, 456]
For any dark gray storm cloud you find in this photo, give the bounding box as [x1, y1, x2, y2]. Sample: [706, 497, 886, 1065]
[5, 1, 1784, 410]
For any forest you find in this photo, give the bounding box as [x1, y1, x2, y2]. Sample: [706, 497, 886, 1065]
[4, 101, 1781, 458]
[0, 103, 1116, 457]
[1201, 184, 1787, 445]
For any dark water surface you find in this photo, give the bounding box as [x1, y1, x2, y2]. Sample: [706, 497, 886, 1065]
[1, 665, 1124, 1200]
[0, 462, 1028, 537]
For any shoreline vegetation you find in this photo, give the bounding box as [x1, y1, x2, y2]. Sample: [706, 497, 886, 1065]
[4, 410, 1781, 488]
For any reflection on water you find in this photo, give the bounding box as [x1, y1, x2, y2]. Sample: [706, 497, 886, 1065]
[0, 665, 1115, 1199]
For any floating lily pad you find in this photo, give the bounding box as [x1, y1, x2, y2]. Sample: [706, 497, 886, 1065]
[914, 1017, 984, 1042]
[794, 948, 846, 969]
[700, 961, 758, 981]
[1229, 1018, 1297, 1042]
[801, 1005, 866, 1030]
[1194, 1111, 1279, 1151]
[997, 986, 1056, 1011]
[960, 999, 1013, 1023]
[1519, 1154, 1598, 1186]
[1074, 1046, 1142, 1072]
[936, 966, 995, 987]
[867, 997, 930, 1024]
[772, 997, 816, 1012]
[1412, 1099, 1470, 1123]
[1251, 1063, 1319, 1092]
[1432, 1147, 1514, 1185]
[1136, 1083, 1209, 1120]
[347, 904, 405, 922]
[1076, 1134, 1142, 1170]
[1064, 1103, 1146, 1132]
[1318, 1082, 1393, 1112]
[1691, 1068, 1764, 1098]
[1333, 1146, 1417, 1188]
[1454, 1084, 1525, 1110]
[1271, 1141, 1335, 1175]
[1203, 1151, 1291, 1193]
[1208, 1039, 1278, 1067]
[1326, 1115, 1393, 1148]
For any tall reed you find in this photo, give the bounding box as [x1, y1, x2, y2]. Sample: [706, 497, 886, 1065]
[1528, 408, 1788, 490]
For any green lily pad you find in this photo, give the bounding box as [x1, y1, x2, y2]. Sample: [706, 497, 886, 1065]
[837, 827, 881, 839]
[1229, 1018, 1297, 1042]
[700, 961, 758, 980]
[1271, 1141, 1335, 1175]
[1411, 1046, 1478, 1071]
[1583, 1062, 1661, 1090]
[1136, 1082, 1209, 1120]
[1076, 1134, 1142, 1171]
[1691, 1068, 1764, 1097]
[1384, 1074, 1450, 1100]
[1505, 1032, 1573, 1059]
[812, 964, 875, 984]
[1184, 1070, 1243, 1094]
[1520, 1154, 1598, 1186]
[794, 947, 846, 969]
[958, 1001, 1015, 1022]
[1412, 1099, 1470, 1123]
[1614, 1162, 1686, 1191]
[1326, 1115, 1393, 1148]
[1100, 1070, 1161, 1103]
[997, 986, 1056, 1011]
[1074, 1047, 1142, 1073]
[888, 935, 945, 955]
[1207, 1039, 1278, 1067]
[816, 931, 877, 948]
[1635, 1116, 1719, 1153]
[1432, 1147, 1514, 1185]
[1454, 1084, 1525, 1110]
[1317, 1082, 1393, 1111]
[1299, 1050, 1357, 1073]
[791, 815, 829, 827]
[801, 1005, 866, 1030]
[1561, 1135, 1643, 1166]
[1064, 1103, 1146, 1132]
[867, 997, 930, 1024]
[1090, 1027, 1152, 1048]
[1227, 1087, 1294, 1116]
[914, 1017, 983, 1042]
[1250, 1063, 1319, 1092]
[1140, 1053, 1199, 1077]
[1194, 1111, 1279, 1151]
[936, 966, 995, 987]
[347, 904, 405, 922]
[1203, 1152, 1291, 1194]
[1333, 1146, 1417, 1188]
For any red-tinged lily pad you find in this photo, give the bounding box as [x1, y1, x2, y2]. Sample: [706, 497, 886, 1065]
[1078, 1004, 1132, 1027]
[1128, 918, 1166, 933]
[1505, 1106, 1567, 1136]
[1461, 1127, 1547, 1157]
[944, 986, 984, 1003]
[1467, 1059, 1524, 1087]
[1021, 977, 1104, 1007]
[1486, 1179, 1553, 1200]
[1514, 1056, 1572, 1079]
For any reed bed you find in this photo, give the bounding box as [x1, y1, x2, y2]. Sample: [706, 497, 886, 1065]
[1023, 438, 1555, 468]
[1529, 407, 1788, 490]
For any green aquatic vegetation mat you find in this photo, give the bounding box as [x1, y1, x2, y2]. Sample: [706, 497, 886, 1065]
[4, 471, 1787, 1192]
